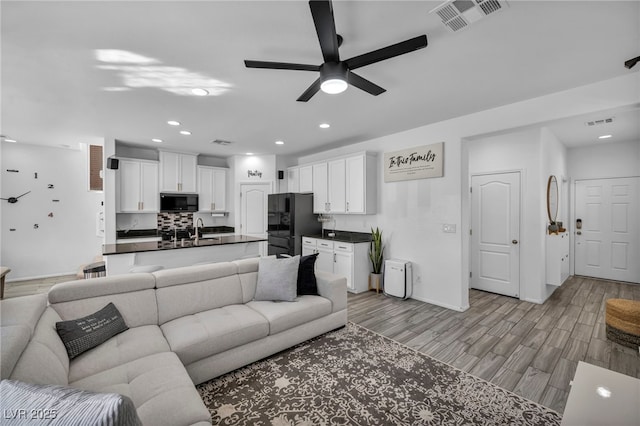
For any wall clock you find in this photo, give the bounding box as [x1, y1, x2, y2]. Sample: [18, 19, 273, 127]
[0, 191, 31, 204]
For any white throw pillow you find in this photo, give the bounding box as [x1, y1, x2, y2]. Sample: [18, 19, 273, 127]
[254, 255, 300, 302]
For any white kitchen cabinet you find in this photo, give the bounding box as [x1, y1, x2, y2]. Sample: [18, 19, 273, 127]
[312, 163, 328, 213]
[328, 159, 346, 213]
[197, 166, 227, 212]
[287, 167, 300, 193]
[299, 165, 313, 193]
[159, 151, 197, 193]
[117, 159, 159, 213]
[308, 152, 377, 214]
[302, 237, 369, 293]
[546, 232, 570, 286]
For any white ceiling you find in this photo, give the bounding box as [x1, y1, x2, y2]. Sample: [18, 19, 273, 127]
[1, 1, 639, 157]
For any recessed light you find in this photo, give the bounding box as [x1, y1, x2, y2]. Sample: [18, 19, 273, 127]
[167, 120, 180, 126]
[180, 130, 192, 136]
[191, 88, 209, 96]
[598, 134, 612, 139]
[319, 123, 330, 129]
[152, 138, 163, 143]
[4, 139, 17, 143]
[246, 152, 254, 156]
[596, 386, 611, 398]
[275, 140, 284, 145]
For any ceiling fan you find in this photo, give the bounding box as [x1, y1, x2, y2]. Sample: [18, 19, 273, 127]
[244, 0, 428, 102]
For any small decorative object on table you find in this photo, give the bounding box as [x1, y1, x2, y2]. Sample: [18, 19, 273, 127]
[368, 227, 384, 293]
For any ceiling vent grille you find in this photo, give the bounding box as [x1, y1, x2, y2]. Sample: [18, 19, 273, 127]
[211, 139, 233, 146]
[585, 117, 614, 126]
[431, 0, 509, 33]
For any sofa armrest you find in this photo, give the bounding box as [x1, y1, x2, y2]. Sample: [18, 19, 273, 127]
[315, 270, 347, 313]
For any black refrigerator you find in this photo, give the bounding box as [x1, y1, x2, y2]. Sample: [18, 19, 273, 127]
[267, 193, 321, 256]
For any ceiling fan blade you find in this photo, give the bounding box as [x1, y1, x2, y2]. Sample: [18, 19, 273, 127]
[244, 60, 320, 72]
[309, 0, 340, 63]
[297, 78, 322, 102]
[345, 35, 428, 70]
[347, 72, 386, 96]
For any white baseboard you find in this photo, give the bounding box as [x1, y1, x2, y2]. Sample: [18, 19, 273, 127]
[410, 294, 470, 312]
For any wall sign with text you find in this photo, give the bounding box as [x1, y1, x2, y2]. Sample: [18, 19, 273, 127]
[384, 142, 444, 182]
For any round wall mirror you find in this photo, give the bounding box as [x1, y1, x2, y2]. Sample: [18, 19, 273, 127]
[547, 175, 558, 223]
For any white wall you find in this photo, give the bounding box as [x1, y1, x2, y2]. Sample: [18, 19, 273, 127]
[568, 140, 640, 180]
[1, 143, 104, 280]
[296, 73, 638, 311]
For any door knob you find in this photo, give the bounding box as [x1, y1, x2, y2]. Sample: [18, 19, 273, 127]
[512, 240, 518, 244]
[576, 231, 582, 235]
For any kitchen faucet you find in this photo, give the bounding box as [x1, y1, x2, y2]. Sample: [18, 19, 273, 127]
[195, 218, 204, 245]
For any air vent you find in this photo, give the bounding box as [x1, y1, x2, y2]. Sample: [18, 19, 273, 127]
[430, 0, 509, 33]
[211, 139, 233, 146]
[585, 117, 614, 127]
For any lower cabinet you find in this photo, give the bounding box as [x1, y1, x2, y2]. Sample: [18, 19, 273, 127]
[546, 232, 570, 286]
[302, 237, 369, 293]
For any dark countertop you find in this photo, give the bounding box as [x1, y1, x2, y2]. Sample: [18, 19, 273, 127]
[104, 235, 265, 255]
[304, 230, 372, 244]
[116, 226, 235, 239]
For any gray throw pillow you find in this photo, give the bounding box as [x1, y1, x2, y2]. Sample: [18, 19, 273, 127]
[254, 255, 300, 302]
[56, 302, 128, 359]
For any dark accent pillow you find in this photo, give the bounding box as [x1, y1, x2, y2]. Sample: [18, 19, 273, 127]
[56, 303, 129, 359]
[297, 253, 319, 295]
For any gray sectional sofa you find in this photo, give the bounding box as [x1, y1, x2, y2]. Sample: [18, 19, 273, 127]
[0, 257, 347, 425]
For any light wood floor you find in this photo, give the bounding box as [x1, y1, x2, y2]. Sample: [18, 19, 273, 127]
[348, 275, 640, 414]
[3, 275, 76, 299]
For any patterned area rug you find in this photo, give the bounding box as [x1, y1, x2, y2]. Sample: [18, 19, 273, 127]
[197, 323, 562, 425]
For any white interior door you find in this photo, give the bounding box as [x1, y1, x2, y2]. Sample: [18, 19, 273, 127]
[240, 183, 270, 255]
[575, 177, 640, 283]
[471, 172, 521, 298]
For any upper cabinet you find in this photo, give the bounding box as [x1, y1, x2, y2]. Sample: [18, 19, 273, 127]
[287, 164, 313, 193]
[310, 152, 376, 214]
[197, 166, 227, 212]
[117, 159, 159, 213]
[299, 165, 313, 192]
[159, 151, 197, 193]
[287, 167, 299, 193]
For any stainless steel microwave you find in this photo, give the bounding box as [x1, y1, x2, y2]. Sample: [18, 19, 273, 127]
[160, 193, 198, 212]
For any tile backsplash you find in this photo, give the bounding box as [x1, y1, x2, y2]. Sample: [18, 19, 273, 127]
[157, 212, 193, 232]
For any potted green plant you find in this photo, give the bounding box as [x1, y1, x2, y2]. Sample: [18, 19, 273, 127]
[368, 227, 384, 293]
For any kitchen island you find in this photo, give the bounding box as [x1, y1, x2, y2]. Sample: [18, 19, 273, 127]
[103, 235, 265, 275]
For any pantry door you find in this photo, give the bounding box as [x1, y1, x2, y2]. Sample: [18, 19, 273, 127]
[470, 172, 521, 298]
[240, 182, 271, 256]
[575, 177, 640, 283]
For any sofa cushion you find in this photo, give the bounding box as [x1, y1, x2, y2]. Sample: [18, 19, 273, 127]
[51, 289, 159, 329]
[0, 293, 47, 334]
[56, 302, 129, 360]
[254, 255, 300, 302]
[48, 274, 156, 304]
[154, 263, 244, 325]
[247, 295, 332, 335]
[297, 253, 319, 295]
[233, 257, 259, 303]
[1, 325, 31, 380]
[70, 352, 211, 426]
[68, 325, 170, 383]
[0, 379, 141, 426]
[10, 307, 70, 386]
[161, 304, 269, 365]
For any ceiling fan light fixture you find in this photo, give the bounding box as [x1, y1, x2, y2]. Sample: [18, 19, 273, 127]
[320, 78, 348, 94]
